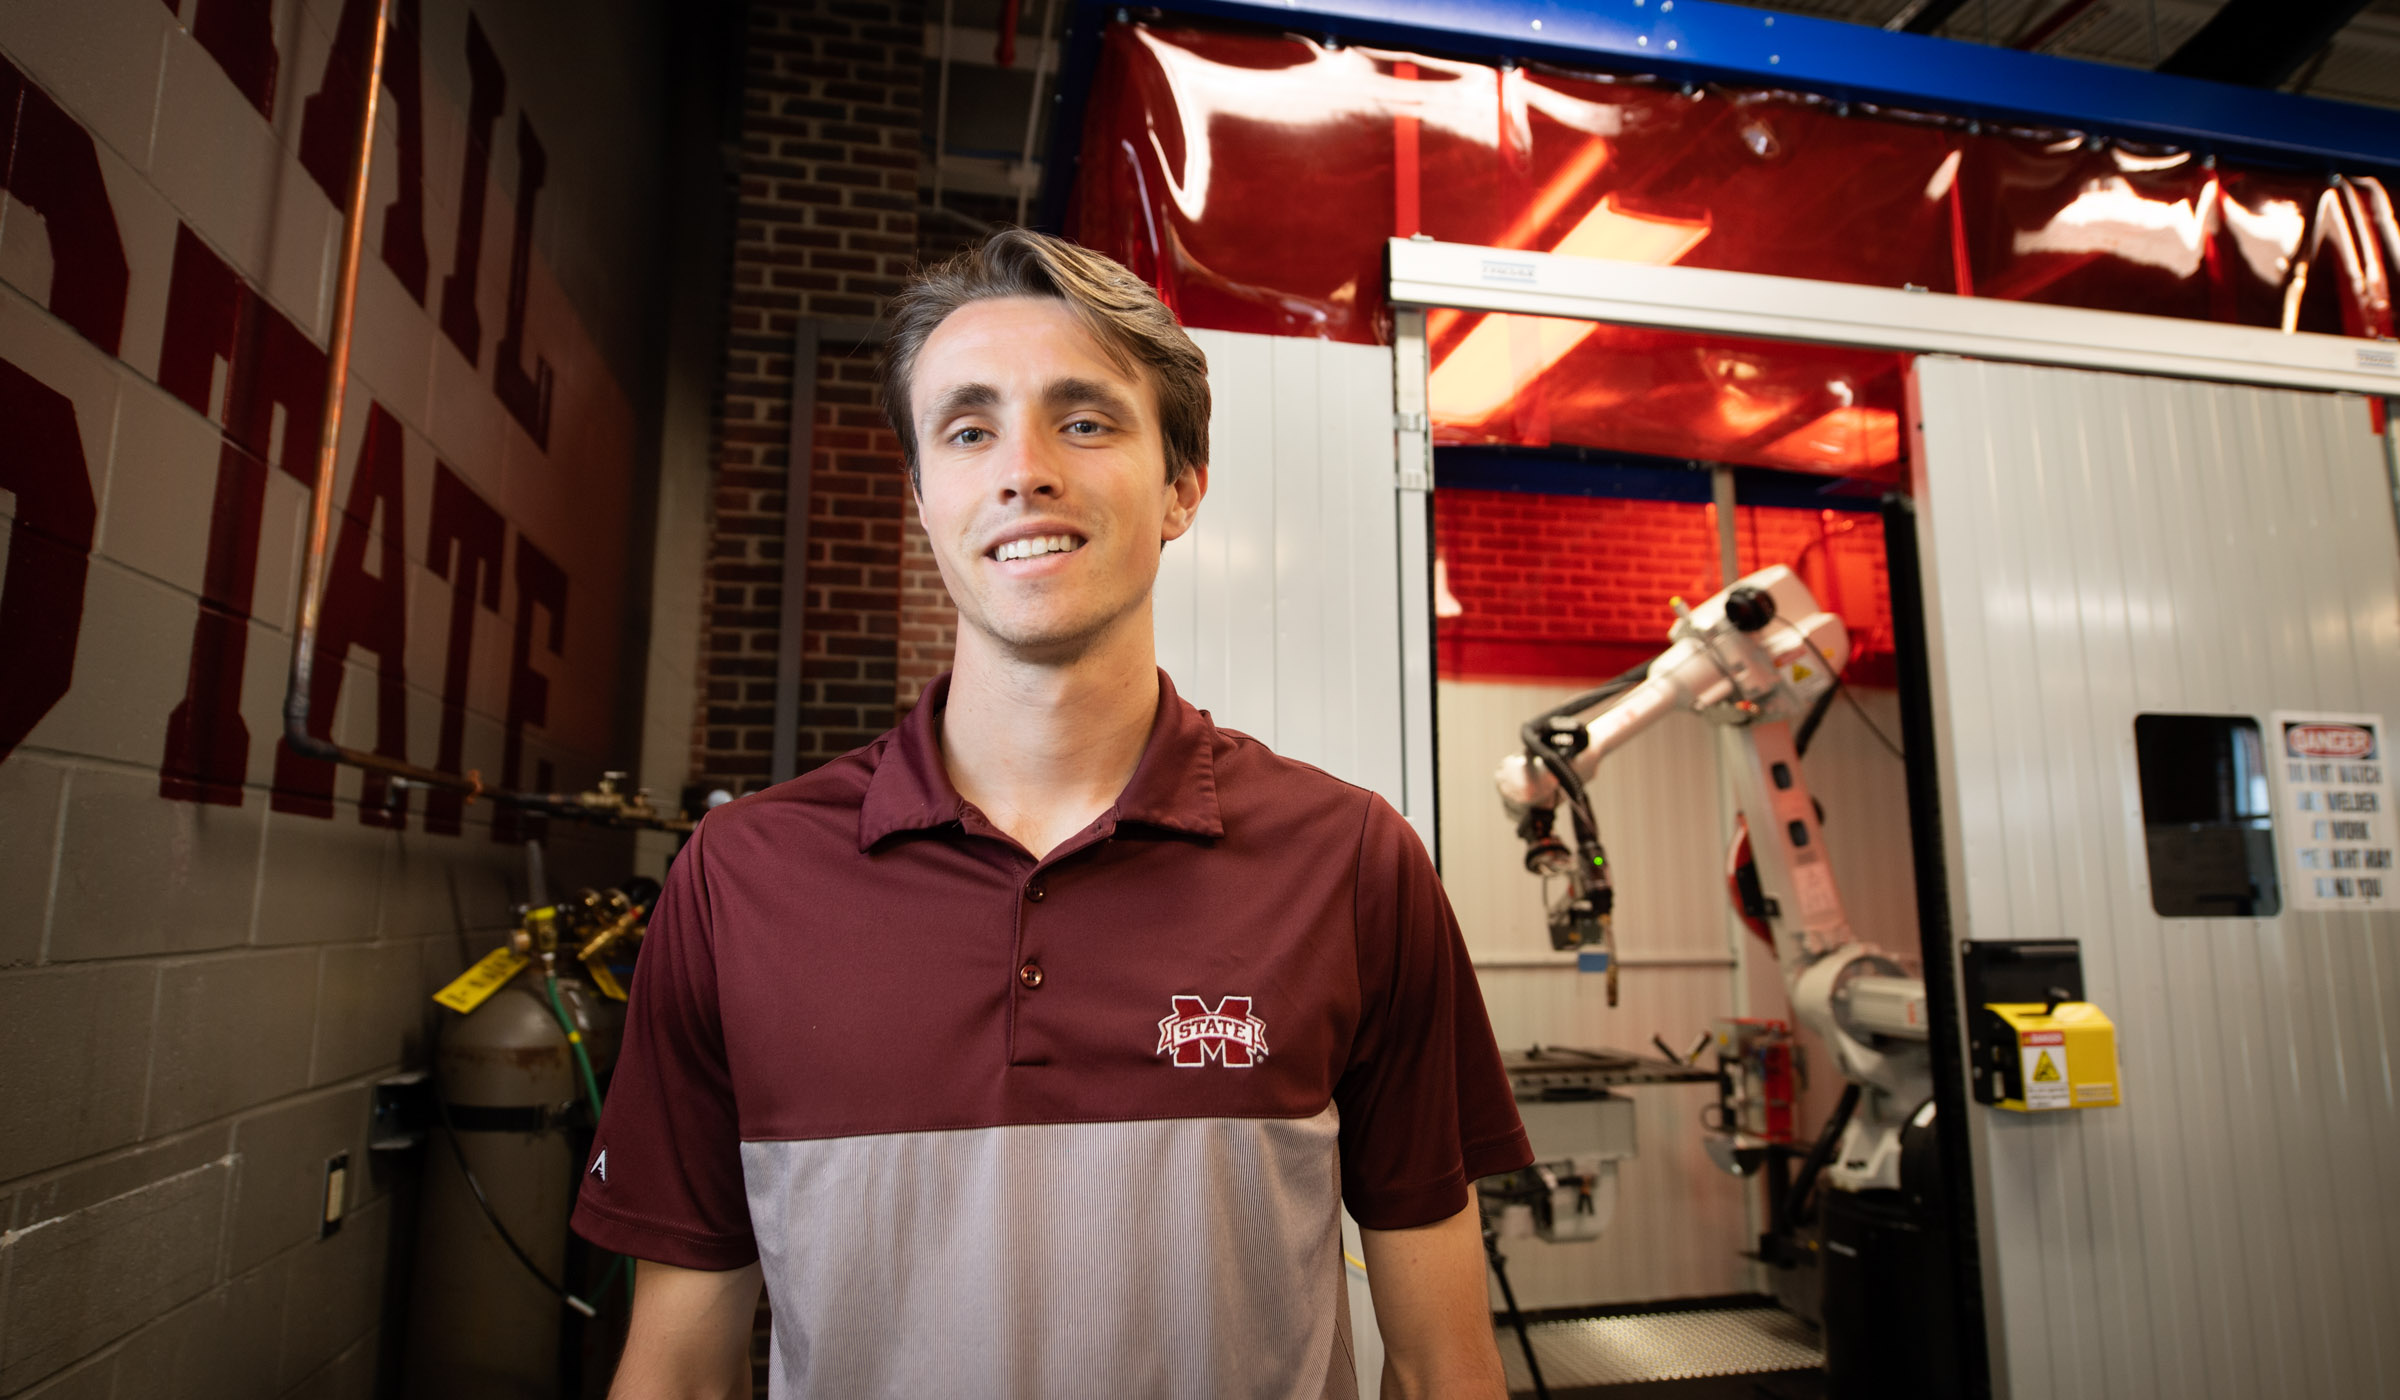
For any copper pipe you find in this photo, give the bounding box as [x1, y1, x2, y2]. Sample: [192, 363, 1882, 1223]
[280, 0, 687, 833]
[287, 0, 388, 761]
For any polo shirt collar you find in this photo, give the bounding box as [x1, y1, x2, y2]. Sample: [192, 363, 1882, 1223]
[858, 668, 1224, 851]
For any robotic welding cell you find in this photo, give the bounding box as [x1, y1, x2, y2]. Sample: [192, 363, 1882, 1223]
[1494, 565, 1931, 1194]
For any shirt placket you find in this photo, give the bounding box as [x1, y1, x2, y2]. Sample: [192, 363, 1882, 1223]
[1004, 818, 1116, 1067]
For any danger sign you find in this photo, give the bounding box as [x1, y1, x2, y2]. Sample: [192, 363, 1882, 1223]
[2021, 1031, 2070, 1110]
[2271, 711, 2396, 912]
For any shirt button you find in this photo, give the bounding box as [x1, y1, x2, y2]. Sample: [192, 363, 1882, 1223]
[1026, 882, 1046, 902]
[1018, 962, 1044, 989]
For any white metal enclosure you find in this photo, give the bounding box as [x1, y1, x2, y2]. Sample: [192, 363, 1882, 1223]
[1382, 238, 2400, 1397]
[1159, 329, 1415, 820]
[1184, 245, 2400, 1397]
[1911, 358, 2400, 1400]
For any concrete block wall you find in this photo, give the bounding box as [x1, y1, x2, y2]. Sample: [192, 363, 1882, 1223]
[692, 0, 926, 790]
[0, 0, 690, 1392]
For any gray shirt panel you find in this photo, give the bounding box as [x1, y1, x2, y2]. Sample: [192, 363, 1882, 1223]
[740, 1106, 1357, 1400]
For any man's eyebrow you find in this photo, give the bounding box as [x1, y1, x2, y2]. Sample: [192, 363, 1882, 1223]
[1044, 377, 1140, 420]
[921, 382, 999, 430]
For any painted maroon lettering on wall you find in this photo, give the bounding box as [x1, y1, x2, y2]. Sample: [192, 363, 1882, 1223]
[494, 536, 566, 843]
[438, 14, 507, 367]
[4, 3, 612, 836]
[424, 462, 505, 835]
[0, 58, 130, 356]
[493, 113, 552, 448]
[0, 359, 99, 765]
[298, 0, 430, 303]
[157, 226, 329, 805]
[191, 0, 280, 120]
[271, 404, 412, 825]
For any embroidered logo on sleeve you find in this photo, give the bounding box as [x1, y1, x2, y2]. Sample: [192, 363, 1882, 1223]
[1156, 995, 1268, 1067]
[590, 1149, 607, 1181]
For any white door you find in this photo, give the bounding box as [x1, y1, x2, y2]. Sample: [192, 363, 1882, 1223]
[1912, 356, 2400, 1400]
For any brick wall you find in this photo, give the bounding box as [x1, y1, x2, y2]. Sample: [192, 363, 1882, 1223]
[897, 511, 959, 713]
[1434, 490, 1894, 684]
[692, 0, 927, 791]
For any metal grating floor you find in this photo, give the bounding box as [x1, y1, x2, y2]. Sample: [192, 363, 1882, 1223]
[1495, 1307, 1824, 1390]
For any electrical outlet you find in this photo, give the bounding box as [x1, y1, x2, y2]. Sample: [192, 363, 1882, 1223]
[322, 1152, 349, 1238]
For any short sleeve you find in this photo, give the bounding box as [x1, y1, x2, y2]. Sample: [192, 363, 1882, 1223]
[1335, 797, 1533, 1231]
[570, 821, 758, 1269]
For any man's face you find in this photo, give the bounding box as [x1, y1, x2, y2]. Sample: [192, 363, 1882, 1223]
[910, 296, 1205, 663]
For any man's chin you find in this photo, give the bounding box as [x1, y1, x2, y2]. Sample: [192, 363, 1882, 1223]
[964, 603, 1138, 667]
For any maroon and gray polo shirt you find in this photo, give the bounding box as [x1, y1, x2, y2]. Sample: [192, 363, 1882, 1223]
[572, 670, 1531, 1399]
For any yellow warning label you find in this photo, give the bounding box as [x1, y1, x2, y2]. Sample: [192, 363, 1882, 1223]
[1990, 1002, 2120, 1112]
[433, 947, 527, 1014]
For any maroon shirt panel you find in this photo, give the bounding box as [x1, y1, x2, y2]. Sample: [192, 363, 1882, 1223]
[572, 671, 1532, 1262]
[1338, 799, 1532, 1228]
[697, 734, 1366, 1139]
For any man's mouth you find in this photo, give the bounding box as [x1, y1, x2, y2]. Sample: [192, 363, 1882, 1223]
[990, 533, 1085, 562]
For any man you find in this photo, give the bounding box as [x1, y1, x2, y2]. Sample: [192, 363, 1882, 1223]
[573, 229, 1531, 1399]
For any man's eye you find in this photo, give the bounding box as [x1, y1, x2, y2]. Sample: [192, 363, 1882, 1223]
[1064, 419, 1105, 436]
[952, 426, 990, 446]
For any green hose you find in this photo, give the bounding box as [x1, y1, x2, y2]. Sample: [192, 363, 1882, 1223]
[543, 972, 607, 1125]
[543, 971, 631, 1305]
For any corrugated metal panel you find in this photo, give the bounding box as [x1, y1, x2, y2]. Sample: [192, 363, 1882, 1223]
[1912, 358, 2400, 1400]
[1441, 683, 1756, 1310]
[1159, 330, 1405, 809]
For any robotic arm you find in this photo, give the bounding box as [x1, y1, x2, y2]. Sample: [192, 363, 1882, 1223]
[1496, 565, 1929, 1193]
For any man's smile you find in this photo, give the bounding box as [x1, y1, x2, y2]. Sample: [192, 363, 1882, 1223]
[990, 531, 1086, 563]
[984, 526, 1091, 576]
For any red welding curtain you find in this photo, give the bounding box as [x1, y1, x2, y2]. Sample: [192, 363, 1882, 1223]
[1068, 22, 2396, 480]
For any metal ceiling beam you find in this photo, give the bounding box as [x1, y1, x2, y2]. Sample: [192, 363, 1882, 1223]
[2013, 0, 2104, 53]
[1386, 237, 2400, 396]
[2157, 0, 2375, 88]
[1038, 0, 2400, 227]
[1884, 0, 1974, 37]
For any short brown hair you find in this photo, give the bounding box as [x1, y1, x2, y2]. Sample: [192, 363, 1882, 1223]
[880, 229, 1210, 491]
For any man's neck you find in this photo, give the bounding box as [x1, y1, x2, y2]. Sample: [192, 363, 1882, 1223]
[938, 613, 1162, 860]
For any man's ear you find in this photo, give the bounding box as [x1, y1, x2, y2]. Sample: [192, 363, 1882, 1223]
[1161, 461, 1208, 544]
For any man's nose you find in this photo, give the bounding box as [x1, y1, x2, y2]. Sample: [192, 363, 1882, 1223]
[993, 426, 1064, 501]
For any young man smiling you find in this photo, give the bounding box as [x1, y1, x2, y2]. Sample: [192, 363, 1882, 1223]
[574, 230, 1531, 1399]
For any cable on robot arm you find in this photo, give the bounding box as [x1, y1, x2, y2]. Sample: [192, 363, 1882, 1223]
[1794, 682, 1838, 758]
[1517, 659, 1651, 842]
[1797, 632, 1905, 762]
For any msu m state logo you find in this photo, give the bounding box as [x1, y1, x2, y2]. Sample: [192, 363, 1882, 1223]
[1156, 995, 1269, 1067]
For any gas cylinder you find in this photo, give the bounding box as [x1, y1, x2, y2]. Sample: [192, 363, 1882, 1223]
[405, 968, 621, 1399]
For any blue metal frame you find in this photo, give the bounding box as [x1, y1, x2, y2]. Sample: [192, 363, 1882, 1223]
[1038, 0, 2400, 229]
[1436, 446, 1894, 511]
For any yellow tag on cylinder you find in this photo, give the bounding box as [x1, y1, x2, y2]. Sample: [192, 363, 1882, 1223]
[432, 947, 529, 1014]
